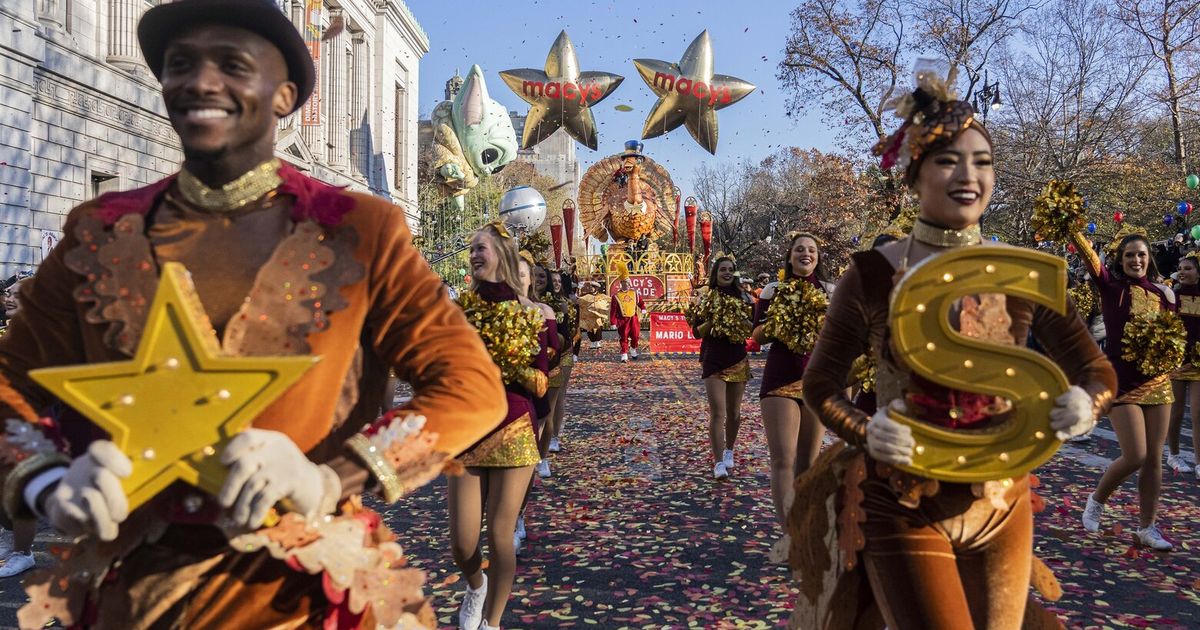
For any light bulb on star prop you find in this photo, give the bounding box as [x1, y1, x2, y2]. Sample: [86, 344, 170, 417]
[633, 30, 755, 154]
[500, 30, 624, 150]
[29, 262, 317, 512]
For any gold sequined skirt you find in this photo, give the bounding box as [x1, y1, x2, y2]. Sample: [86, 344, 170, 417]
[458, 414, 540, 468]
[714, 358, 750, 383]
[1116, 374, 1175, 406]
[548, 355, 574, 388]
[767, 379, 804, 400]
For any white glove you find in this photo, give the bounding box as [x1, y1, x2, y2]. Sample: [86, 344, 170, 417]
[866, 400, 916, 466]
[44, 440, 132, 542]
[218, 428, 340, 528]
[1049, 385, 1095, 441]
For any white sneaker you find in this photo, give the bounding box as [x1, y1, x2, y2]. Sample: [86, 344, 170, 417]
[536, 459, 551, 478]
[0, 552, 33, 578]
[1067, 432, 1091, 443]
[480, 624, 501, 630]
[513, 530, 523, 556]
[620, 353, 629, 363]
[548, 437, 561, 453]
[459, 574, 487, 630]
[1166, 453, 1194, 473]
[713, 462, 729, 479]
[1135, 524, 1174, 551]
[515, 516, 526, 541]
[630, 348, 639, 359]
[1081, 493, 1104, 533]
[722, 449, 734, 470]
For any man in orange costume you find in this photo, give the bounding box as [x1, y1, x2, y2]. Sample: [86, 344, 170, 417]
[0, 1, 504, 627]
[609, 276, 644, 362]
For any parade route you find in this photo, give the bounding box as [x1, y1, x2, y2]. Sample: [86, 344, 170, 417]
[379, 349, 1200, 629]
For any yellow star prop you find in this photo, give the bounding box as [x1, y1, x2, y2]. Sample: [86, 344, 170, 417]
[29, 262, 317, 511]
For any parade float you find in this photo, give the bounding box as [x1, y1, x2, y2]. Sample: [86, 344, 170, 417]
[575, 141, 709, 352]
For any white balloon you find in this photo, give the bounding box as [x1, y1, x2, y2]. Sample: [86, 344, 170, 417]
[500, 185, 548, 235]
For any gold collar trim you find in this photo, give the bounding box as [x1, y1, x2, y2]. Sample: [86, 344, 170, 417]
[178, 160, 282, 212]
[911, 219, 982, 247]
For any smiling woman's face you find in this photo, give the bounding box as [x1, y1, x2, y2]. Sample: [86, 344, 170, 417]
[913, 127, 995, 229]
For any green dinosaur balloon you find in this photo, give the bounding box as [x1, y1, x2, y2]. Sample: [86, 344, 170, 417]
[430, 65, 518, 210]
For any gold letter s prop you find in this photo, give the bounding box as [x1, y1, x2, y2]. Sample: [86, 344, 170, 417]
[887, 247, 1069, 482]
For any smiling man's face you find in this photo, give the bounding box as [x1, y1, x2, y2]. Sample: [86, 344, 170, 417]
[159, 23, 295, 162]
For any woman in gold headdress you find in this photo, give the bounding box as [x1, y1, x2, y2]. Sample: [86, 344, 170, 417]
[690, 255, 754, 479]
[795, 63, 1115, 629]
[751, 231, 835, 549]
[448, 224, 549, 630]
[1071, 226, 1178, 549]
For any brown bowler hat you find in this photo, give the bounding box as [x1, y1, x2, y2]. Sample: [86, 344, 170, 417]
[137, 0, 315, 114]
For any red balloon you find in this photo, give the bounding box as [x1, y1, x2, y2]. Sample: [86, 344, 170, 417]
[1067, 243, 1077, 254]
[1187, 202, 1194, 215]
[1114, 212, 1124, 223]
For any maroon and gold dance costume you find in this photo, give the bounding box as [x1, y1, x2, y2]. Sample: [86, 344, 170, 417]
[695, 284, 752, 382]
[534, 315, 561, 419]
[794, 238, 1115, 630]
[610, 287, 644, 355]
[457, 281, 549, 467]
[549, 295, 575, 387]
[754, 275, 834, 399]
[1070, 233, 1176, 404]
[1173, 280, 1200, 380]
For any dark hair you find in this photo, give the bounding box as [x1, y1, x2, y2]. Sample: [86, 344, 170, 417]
[1179, 256, 1199, 274]
[784, 232, 830, 282]
[1108, 234, 1161, 281]
[707, 256, 746, 300]
[557, 271, 575, 297]
[905, 118, 994, 187]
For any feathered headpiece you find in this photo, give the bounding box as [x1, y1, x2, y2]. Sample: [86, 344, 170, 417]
[518, 250, 536, 266]
[615, 261, 631, 281]
[786, 231, 823, 247]
[872, 59, 979, 183]
[713, 251, 737, 263]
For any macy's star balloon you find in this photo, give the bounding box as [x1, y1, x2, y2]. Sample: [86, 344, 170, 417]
[634, 30, 754, 154]
[500, 31, 624, 150]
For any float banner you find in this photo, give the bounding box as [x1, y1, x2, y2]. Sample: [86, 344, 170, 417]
[609, 274, 664, 301]
[649, 312, 701, 354]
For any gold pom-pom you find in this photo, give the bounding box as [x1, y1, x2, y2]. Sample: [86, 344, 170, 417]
[1068, 284, 1096, 319]
[850, 353, 877, 392]
[762, 280, 829, 354]
[1031, 180, 1086, 244]
[1121, 311, 1186, 377]
[688, 289, 752, 342]
[457, 290, 544, 385]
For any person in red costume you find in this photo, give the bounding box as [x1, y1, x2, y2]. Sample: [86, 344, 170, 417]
[610, 273, 644, 362]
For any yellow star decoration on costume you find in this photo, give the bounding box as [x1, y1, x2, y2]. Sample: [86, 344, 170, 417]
[29, 262, 317, 511]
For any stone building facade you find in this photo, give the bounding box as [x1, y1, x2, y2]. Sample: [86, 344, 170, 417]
[0, 0, 427, 279]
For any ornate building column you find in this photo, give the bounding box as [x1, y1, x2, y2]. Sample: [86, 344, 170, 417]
[106, 0, 144, 72]
[35, 0, 66, 32]
[350, 33, 371, 181]
[324, 10, 348, 170]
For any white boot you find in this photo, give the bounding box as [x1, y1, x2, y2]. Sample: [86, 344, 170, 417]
[458, 574, 487, 630]
[620, 353, 629, 363]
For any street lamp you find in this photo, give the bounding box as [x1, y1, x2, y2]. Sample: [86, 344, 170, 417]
[974, 70, 1002, 120]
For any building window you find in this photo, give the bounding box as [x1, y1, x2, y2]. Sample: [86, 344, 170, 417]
[90, 173, 119, 199]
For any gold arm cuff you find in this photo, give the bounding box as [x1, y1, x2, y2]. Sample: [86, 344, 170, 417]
[2, 451, 70, 524]
[519, 368, 549, 398]
[1071, 231, 1102, 277]
[345, 434, 404, 504]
